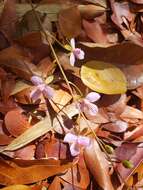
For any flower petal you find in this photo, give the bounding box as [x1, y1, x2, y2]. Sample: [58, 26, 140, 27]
[70, 52, 75, 66]
[64, 133, 78, 144]
[70, 142, 80, 156]
[42, 86, 54, 99]
[70, 38, 75, 49]
[78, 136, 90, 147]
[82, 100, 98, 116]
[30, 88, 41, 102]
[31, 76, 43, 86]
[74, 48, 85, 60]
[86, 92, 101, 103]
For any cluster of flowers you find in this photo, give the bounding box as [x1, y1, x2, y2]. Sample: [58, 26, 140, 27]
[30, 38, 100, 157]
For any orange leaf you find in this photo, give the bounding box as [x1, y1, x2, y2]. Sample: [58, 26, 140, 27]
[0, 159, 72, 185]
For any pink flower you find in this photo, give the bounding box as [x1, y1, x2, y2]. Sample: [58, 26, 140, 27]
[64, 133, 90, 156]
[70, 38, 85, 66]
[78, 92, 100, 116]
[30, 76, 54, 102]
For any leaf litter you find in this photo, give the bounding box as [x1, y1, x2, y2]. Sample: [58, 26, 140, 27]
[0, 0, 143, 189]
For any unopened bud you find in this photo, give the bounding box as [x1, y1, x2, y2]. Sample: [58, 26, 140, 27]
[122, 160, 134, 169]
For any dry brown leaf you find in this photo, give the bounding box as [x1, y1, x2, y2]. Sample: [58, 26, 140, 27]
[1, 74, 16, 103]
[58, 6, 82, 38]
[0, 159, 72, 185]
[61, 157, 90, 189]
[82, 19, 108, 44]
[84, 139, 114, 190]
[78, 4, 105, 19]
[0, 185, 32, 190]
[0, 46, 39, 80]
[0, 0, 17, 40]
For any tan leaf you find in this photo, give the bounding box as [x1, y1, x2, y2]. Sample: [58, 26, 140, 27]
[50, 89, 72, 112]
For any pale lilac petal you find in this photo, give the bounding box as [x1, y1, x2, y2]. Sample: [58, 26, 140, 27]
[74, 48, 85, 60]
[70, 38, 75, 49]
[42, 86, 54, 99]
[70, 52, 75, 66]
[86, 92, 101, 103]
[31, 76, 43, 86]
[37, 84, 46, 91]
[30, 88, 41, 102]
[78, 136, 90, 147]
[70, 142, 80, 156]
[64, 133, 78, 143]
[82, 100, 98, 116]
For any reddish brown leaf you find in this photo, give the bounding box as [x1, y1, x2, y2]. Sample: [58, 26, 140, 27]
[4, 109, 31, 137]
[14, 145, 36, 160]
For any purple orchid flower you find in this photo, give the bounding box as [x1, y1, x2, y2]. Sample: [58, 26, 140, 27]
[70, 38, 85, 66]
[30, 76, 54, 102]
[78, 92, 101, 116]
[64, 133, 90, 156]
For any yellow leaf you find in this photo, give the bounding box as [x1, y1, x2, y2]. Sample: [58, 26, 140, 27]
[0, 185, 31, 190]
[81, 61, 127, 94]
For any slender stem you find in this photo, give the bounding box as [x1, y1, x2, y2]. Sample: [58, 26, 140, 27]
[28, 0, 74, 98]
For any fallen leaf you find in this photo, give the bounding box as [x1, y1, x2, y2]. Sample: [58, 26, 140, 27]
[0, 159, 72, 185]
[81, 61, 127, 94]
[102, 120, 128, 133]
[10, 81, 31, 96]
[84, 139, 114, 190]
[78, 4, 105, 19]
[4, 109, 31, 137]
[50, 89, 72, 112]
[82, 19, 108, 44]
[4, 115, 52, 151]
[0, 0, 17, 40]
[0, 46, 39, 80]
[0, 185, 32, 190]
[58, 6, 81, 38]
[61, 156, 90, 189]
[14, 145, 36, 160]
